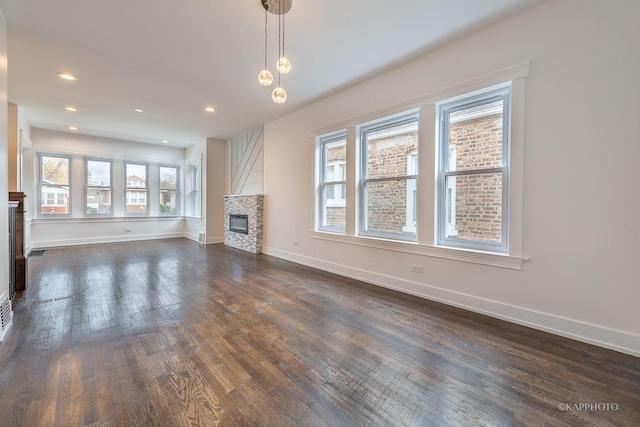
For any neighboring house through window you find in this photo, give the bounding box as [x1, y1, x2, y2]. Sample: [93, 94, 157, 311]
[359, 112, 418, 241]
[85, 159, 113, 215]
[437, 86, 510, 252]
[125, 163, 148, 214]
[39, 154, 71, 216]
[159, 166, 179, 215]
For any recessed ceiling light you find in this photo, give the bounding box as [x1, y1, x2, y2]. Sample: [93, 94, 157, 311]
[65, 106, 78, 112]
[68, 126, 78, 131]
[57, 72, 78, 81]
[161, 140, 169, 144]
[134, 108, 144, 113]
[205, 106, 215, 113]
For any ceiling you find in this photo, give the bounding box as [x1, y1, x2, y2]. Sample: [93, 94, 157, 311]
[0, 0, 545, 148]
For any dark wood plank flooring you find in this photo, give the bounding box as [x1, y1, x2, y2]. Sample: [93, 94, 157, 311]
[0, 239, 638, 426]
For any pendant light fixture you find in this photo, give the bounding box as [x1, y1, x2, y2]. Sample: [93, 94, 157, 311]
[271, 0, 287, 103]
[276, 0, 291, 74]
[258, 0, 292, 103]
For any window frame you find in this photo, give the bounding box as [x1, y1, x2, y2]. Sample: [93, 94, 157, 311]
[185, 157, 202, 218]
[358, 111, 419, 242]
[38, 153, 72, 218]
[317, 131, 347, 233]
[311, 62, 528, 269]
[437, 86, 511, 253]
[84, 158, 114, 217]
[124, 162, 149, 216]
[158, 165, 180, 216]
[404, 150, 418, 233]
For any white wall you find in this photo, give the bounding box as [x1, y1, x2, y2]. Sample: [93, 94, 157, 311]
[205, 138, 228, 243]
[30, 128, 187, 248]
[263, 0, 640, 356]
[185, 140, 206, 243]
[0, 8, 8, 297]
[19, 115, 33, 252]
[7, 103, 17, 191]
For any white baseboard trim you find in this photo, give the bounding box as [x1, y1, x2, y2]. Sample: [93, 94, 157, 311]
[33, 232, 186, 248]
[184, 233, 223, 245]
[205, 236, 224, 245]
[185, 232, 200, 243]
[263, 246, 640, 357]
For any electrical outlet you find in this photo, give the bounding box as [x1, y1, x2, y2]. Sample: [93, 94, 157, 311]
[410, 265, 423, 274]
[293, 241, 299, 246]
[125, 228, 132, 232]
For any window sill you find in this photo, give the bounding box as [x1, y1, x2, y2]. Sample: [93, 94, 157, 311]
[309, 230, 524, 270]
[326, 201, 346, 208]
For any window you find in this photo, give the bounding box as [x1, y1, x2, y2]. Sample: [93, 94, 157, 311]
[85, 159, 112, 215]
[312, 64, 526, 267]
[437, 86, 510, 252]
[159, 166, 179, 215]
[318, 132, 347, 232]
[125, 163, 148, 214]
[39, 154, 71, 216]
[185, 157, 202, 218]
[359, 112, 418, 240]
[404, 151, 418, 233]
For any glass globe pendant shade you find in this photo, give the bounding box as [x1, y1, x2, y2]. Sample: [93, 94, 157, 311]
[276, 57, 291, 74]
[258, 69, 274, 86]
[272, 87, 287, 104]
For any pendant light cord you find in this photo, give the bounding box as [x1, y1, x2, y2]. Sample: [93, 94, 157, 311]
[264, 9, 268, 69]
[278, 0, 282, 86]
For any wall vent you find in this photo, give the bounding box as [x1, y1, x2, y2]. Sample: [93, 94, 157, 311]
[0, 292, 12, 342]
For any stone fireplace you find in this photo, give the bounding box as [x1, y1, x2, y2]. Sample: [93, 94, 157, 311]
[224, 195, 264, 254]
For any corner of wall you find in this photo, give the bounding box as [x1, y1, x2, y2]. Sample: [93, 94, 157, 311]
[0, 8, 9, 297]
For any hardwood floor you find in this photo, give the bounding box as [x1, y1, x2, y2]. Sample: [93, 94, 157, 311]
[0, 239, 638, 426]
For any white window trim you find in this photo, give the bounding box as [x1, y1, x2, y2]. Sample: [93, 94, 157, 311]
[185, 155, 202, 219]
[436, 86, 510, 253]
[310, 230, 524, 270]
[445, 146, 458, 237]
[310, 61, 528, 268]
[403, 150, 418, 233]
[317, 131, 347, 233]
